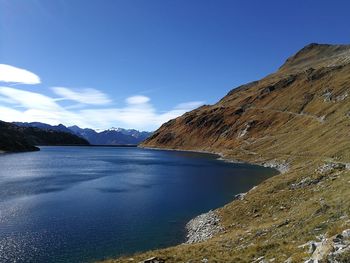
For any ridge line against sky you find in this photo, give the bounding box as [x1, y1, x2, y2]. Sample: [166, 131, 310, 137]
[0, 64, 204, 131]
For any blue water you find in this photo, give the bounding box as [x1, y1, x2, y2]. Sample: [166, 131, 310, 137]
[0, 146, 277, 262]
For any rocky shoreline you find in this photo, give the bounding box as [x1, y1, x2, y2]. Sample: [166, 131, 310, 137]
[185, 210, 223, 244]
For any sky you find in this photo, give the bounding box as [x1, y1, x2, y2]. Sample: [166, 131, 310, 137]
[0, 0, 350, 131]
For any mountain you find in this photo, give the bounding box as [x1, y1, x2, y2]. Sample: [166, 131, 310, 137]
[104, 44, 350, 262]
[20, 126, 89, 146]
[0, 121, 89, 152]
[0, 121, 39, 152]
[13, 122, 73, 134]
[14, 122, 152, 145]
[68, 125, 152, 145]
[143, 44, 350, 156]
[106, 127, 151, 140]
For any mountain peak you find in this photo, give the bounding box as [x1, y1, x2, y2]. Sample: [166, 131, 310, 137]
[279, 43, 350, 73]
[108, 127, 124, 132]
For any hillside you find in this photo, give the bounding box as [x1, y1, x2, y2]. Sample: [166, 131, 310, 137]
[105, 43, 350, 262]
[0, 121, 39, 152]
[0, 121, 89, 152]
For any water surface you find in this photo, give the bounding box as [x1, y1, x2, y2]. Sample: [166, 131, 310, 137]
[0, 146, 277, 262]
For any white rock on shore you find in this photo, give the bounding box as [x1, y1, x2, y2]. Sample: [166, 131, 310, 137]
[303, 229, 350, 262]
[185, 210, 223, 244]
[262, 160, 289, 174]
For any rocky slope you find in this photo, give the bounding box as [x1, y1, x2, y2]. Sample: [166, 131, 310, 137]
[103, 43, 350, 262]
[0, 121, 89, 152]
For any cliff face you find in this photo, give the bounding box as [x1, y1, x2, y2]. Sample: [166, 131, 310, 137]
[142, 43, 350, 164]
[109, 44, 350, 263]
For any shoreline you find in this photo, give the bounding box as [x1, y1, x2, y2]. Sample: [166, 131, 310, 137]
[140, 145, 282, 244]
[140, 145, 288, 173]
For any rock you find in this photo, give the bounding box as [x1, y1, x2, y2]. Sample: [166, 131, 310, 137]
[139, 257, 165, 263]
[311, 239, 334, 261]
[290, 177, 322, 189]
[322, 89, 333, 102]
[262, 160, 289, 173]
[237, 123, 250, 138]
[308, 242, 318, 254]
[335, 92, 348, 101]
[303, 229, 350, 262]
[185, 210, 223, 244]
[251, 256, 265, 263]
[316, 162, 346, 174]
[233, 192, 247, 201]
[342, 229, 350, 239]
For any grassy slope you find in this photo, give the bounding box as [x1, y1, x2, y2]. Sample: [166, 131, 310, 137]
[103, 44, 350, 262]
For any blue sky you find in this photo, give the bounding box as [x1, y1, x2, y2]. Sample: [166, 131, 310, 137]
[0, 0, 349, 131]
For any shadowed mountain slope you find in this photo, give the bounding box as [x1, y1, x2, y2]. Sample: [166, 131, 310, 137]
[0, 121, 89, 152]
[0, 121, 39, 152]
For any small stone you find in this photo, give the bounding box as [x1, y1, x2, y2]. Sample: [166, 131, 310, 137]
[342, 229, 350, 239]
[233, 192, 246, 200]
[140, 257, 165, 263]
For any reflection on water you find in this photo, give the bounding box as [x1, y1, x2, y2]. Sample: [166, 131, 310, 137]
[0, 146, 277, 262]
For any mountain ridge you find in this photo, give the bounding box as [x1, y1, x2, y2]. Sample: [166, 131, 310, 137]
[14, 122, 152, 145]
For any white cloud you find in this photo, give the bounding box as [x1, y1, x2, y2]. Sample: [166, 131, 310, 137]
[0, 87, 60, 110]
[0, 86, 204, 131]
[126, 95, 150, 104]
[0, 64, 41, 84]
[52, 87, 111, 105]
[79, 96, 204, 130]
[0, 87, 90, 127]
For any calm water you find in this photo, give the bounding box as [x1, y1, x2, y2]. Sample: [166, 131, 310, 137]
[0, 146, 277, 262]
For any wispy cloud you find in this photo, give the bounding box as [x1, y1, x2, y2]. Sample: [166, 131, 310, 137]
[126, 95, 150, 104]
[52, 87, 111, 105]
[0, 87, 60, 110]
[0, 64, 41, 84]
[0, 86, 204, 131]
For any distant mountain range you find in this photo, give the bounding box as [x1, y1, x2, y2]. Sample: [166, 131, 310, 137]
[14, 122, 152, 145]
[0, 121, 89, 152]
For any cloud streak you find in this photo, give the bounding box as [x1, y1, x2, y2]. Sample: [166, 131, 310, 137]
[0, 86, 204, 131]
[0, 64, 41, 84]
[52, 87, 112, 105]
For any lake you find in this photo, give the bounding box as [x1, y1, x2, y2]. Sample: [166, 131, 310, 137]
[0, 146, 277, 262]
